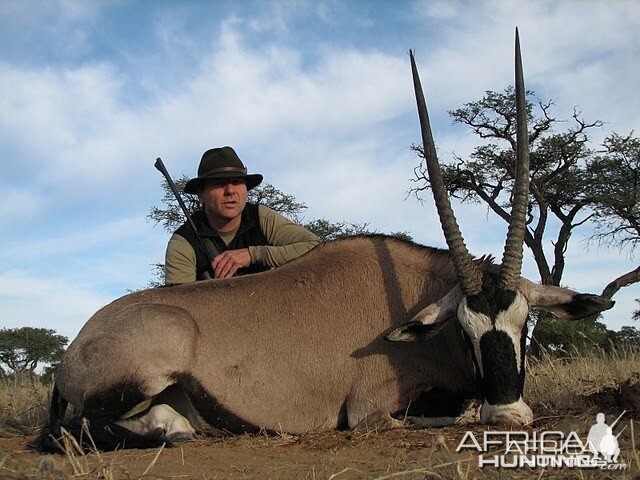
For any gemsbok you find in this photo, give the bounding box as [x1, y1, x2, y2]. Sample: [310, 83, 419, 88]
[41, 30, 613, 452]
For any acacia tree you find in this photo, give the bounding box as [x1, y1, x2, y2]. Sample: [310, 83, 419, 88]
[583, 133, 640, 309]
[411, 87, 639, 354]
[0, 327, 68, 375]
[588, 133, 640, 250]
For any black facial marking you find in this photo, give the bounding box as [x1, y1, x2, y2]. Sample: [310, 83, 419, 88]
[466, 281, 517, 324]
[519, 320, 528, 392]
[479, 331, 525, 405]
[45, 380, 166, 452]
[171, 372, 267, 435]
[562, 293, 615, 319]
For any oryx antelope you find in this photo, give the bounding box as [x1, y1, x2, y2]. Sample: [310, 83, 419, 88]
[42, 31, 613, 451]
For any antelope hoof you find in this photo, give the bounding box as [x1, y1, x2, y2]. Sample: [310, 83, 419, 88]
[480, 399, 533, 426]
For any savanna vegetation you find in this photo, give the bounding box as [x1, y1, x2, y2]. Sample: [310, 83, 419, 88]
[2, 88, 638, 479]
[410, 88, 640, 355]
[1, 346, 638, 479]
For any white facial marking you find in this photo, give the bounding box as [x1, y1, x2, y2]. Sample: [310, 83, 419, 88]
[458, 291, 529, 375]
[494, 291, 529, 372]
[457, 297, 492, 376]
[481, 397, 533, 425]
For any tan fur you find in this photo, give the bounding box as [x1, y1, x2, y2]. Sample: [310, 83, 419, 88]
[56, 236, 477, 433]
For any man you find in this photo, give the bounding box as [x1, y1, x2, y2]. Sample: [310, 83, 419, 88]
[165, 146, 320, 284]
[586, 413, 610, 458]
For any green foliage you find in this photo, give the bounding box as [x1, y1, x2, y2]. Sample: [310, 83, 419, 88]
[303, 219, 375, 241]
[0, 327, 68, 374]
[412, 87, 640, 286]
[248, 184, 307, 221]
[388, 231, 414, 242]
[147, 175, 200, 233]
[586, 132, 640, 252]
[303, 219, 412, 242]
[611, 325, 640, 347]
[412, 86, 640, 354]
[532, 316, 640, 355]
[533, 318, 608, 354]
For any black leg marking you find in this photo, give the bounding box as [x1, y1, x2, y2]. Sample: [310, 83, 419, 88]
[39, 381, 167, 453]
[171, 372, 268, 435]
[38, 383, 69, 453]
[395, 389, 472, 418]
[81, 380, 147, 419]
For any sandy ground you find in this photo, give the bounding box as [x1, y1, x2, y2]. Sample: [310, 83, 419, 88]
[1, 419, 639, 480]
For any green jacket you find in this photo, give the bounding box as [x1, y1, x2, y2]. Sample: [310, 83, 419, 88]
[165, 204, 319, 284]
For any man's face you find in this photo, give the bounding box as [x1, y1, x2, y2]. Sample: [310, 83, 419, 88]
[198, 178, 248, 223]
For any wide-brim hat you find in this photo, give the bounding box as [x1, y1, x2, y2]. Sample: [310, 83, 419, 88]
[184, 146, 263, 194]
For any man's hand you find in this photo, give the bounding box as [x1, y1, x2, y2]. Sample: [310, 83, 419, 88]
[212, 248, 252, 279]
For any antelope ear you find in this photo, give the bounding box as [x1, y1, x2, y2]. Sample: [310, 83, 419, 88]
[385, 285, 462, 342]
[519, 278, 615, 320]
[385, 320, 449, 342]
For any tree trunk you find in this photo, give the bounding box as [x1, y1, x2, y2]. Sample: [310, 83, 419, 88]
[583, 265, 640, 323]
[529, 311, 553, 358]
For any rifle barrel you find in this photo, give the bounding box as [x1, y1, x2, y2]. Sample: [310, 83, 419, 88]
[610, 410, 627, 430]
[154, 158, 214, 278]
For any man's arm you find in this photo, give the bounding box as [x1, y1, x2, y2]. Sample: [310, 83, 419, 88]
[166, 206, 320, 282]
[249, 205, 320, 268]
[165, 234, 197, 284]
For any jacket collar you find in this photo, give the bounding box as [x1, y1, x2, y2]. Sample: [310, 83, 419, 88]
[196, 204, 256, 238]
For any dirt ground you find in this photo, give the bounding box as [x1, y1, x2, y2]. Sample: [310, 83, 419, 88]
[1, 418, 639, 480]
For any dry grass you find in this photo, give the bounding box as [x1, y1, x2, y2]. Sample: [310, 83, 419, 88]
[526, 346, 640, 419]
[0, 374, 50, 438]
[0, 348, 639, 479]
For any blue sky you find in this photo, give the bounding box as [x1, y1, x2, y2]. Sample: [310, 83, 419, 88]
[1, 0, 639, 341]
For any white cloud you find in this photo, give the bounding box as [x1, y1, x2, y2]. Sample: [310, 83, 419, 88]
[0, 270, 111, 340]
[0, 216, 150, 260]
[0, 187, 45, 226]
[0, 62, 123, 161]
[1, 2, 638, 340]
[408, 0, 640, 138]
[1, 19, 412, 224]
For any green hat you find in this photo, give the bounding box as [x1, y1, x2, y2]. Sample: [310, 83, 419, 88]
[184, 146, 263, 194]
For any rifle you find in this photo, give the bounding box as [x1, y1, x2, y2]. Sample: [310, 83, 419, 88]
[609, 410, 626, 430]
[154, 158, 214, 280]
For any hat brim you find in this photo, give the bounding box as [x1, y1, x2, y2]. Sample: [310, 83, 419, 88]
[184, 173, 263, 194]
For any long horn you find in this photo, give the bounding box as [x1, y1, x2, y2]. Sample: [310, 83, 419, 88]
[499, 28, 531, 290]
[410, 50, 482, 295]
